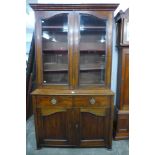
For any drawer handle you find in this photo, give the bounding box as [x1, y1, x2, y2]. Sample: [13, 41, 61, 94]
[89, 97, 96, 105]
[51, 98, 57, 105]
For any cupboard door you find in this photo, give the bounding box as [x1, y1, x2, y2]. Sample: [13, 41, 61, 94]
[79, 14, 106, 86]
[73, 11, 113, 88]
[36, 108, 73, 147]
[79, 108, 110, 147]
[36, 12, 74, 87]
[42, 13, 69, 85]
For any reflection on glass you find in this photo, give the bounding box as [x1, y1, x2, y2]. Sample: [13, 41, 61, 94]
[124, 22, 129, 42]
[79, 14, 107, 85]
[42, 14, 68, 26]
[42, 14, 69, 84]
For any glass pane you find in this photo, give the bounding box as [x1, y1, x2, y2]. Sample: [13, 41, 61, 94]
[79, 14, 107, 85]
[124, 21, 129, 43]
[41, 13, 68, 84]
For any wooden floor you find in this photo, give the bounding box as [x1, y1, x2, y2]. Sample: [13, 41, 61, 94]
[26, 116, 129, 155]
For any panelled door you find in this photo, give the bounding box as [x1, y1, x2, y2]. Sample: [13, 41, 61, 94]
[35, 95, 75, 147]
[37, 108, 72, 146]
[79, 107, 110, 147]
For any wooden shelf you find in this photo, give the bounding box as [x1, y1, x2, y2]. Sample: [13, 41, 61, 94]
[80, 42, 105, 51]
[43, 69, 68, 72]
[42, 26, 65, 29]
[43, 63, 68, 72]
[81, 26, 106, 29]
[80, 63, 105, 70]
[42, 42, 105, 51]
[80, 82, 104, 85]
[42, 26, 105, 29]
[43, 42, 68, 51]
[43, 50, 68, 53]
[80, 79, 104, 85]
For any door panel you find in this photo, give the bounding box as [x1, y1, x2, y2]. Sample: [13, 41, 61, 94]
[42, 110, 67, 139]
[79, 108, 109, 147]
[81, 112, 105, 139]
[120, 48, 129, 110]
[38, 108, 72, 146]
[41, 13, 69, 85]
[35, 11, 74, 88]
[79, 13, 107, 86]
[72, 11, 113, 88]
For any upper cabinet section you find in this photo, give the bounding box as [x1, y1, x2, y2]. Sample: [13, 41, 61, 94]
[30, 4, 119, 89]
[115, 8, 129, 46]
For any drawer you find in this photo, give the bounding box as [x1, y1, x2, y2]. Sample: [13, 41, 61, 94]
[37, 96, 72, 107]
[74, 96, 110, 107]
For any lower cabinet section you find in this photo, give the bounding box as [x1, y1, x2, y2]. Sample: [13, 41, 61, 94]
[32, 94, 114, 149]
[113, 110, 129, 140]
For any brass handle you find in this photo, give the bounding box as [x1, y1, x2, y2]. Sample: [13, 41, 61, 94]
[89, 97, 96, 105]
[50, 98, 57, 105]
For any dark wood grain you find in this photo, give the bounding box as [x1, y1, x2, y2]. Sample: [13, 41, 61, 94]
[34, 13, 43, 87]
[79, 107, 110, 147]
[32, 96, 40, 149]
[74, 96, 110, 107]
[39, 108, 72, 146]
[31, 3, 118, 149]
[37, 95, 72, 108]
[30, 3, 119, 11]
[31, 88, 114, 95]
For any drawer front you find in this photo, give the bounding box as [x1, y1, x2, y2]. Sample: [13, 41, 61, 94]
[74, 96, 110, 107]
[37, 96, 72, 107]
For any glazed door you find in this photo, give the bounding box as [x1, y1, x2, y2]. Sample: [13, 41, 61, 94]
[78, 108, 110, 147]
[73, 11, 113, 88]
[35, 11, 113, 88]
[35, 12, 74, 88]
[36, 108, 74, 147]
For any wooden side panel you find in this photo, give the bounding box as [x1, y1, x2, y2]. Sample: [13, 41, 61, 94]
[32, 96, 45, 149]
[114, 46, 129, 140]
[116, 47, 129, 110]
[121, 49, 129, 110]
[34, 12, 44, 87]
